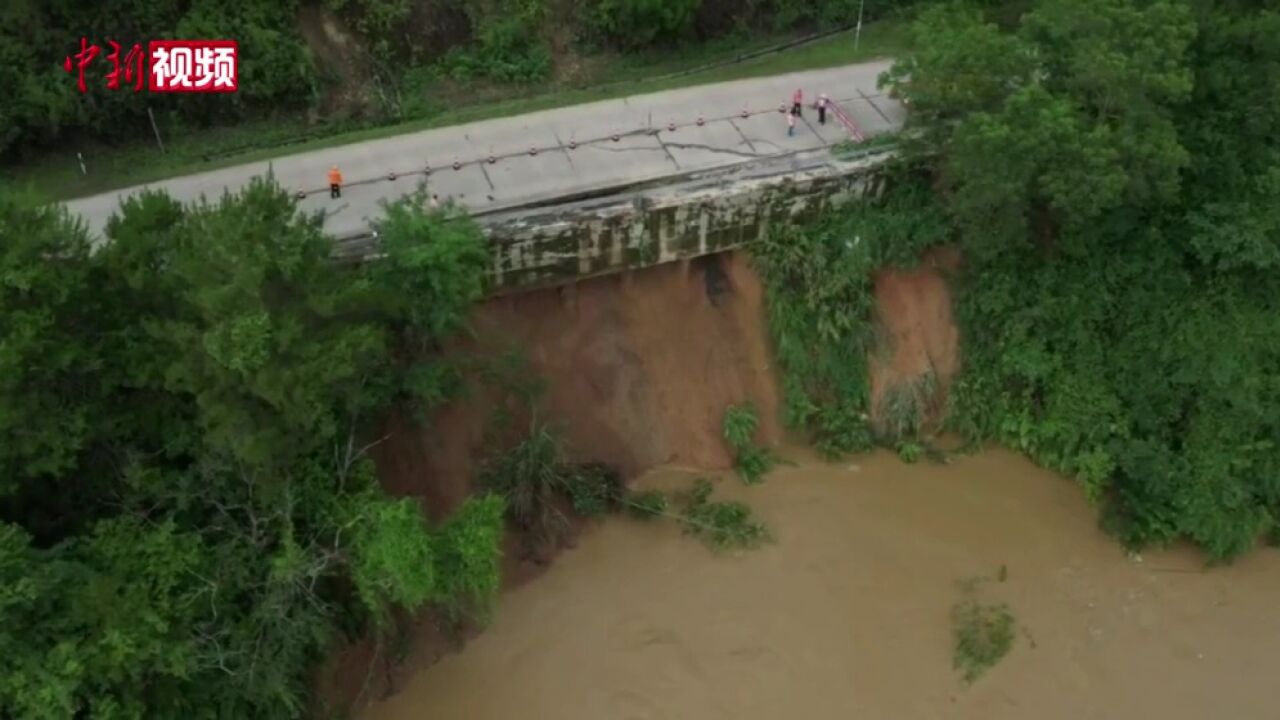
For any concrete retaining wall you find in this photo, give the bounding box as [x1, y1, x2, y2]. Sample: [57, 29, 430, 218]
[479, 149, 894, 293]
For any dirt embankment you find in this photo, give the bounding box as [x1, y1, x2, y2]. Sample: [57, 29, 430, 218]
[320, 247, 961, 714]
[374, 251, 784, 521]
[869, 247, 962, 429]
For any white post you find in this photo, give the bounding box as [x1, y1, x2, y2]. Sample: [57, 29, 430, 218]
[854, 0, 866, 52]
[147, 107, 166, 155]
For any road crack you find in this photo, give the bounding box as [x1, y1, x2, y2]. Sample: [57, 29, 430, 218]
[660, 142, 763, 159]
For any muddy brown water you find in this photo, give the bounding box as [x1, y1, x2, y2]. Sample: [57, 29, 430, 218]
[364, 447, 1280, 720]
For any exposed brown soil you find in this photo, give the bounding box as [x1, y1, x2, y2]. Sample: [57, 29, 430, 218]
[868, 246, 962, 429]
[374, 251, 783, 520]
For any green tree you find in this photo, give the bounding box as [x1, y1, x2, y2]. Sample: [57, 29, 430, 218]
[0, 176, 506, 716]
[0, 196, 114, 546]
[882, 0, 1195, 257]
[1178, 5, 1280, 270]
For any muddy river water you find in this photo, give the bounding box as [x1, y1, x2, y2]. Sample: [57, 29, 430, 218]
[364, 447, 1280, 720]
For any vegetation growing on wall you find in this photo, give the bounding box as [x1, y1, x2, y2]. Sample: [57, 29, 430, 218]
[751, 175, 949, 458]
[0, 180, 504, 717]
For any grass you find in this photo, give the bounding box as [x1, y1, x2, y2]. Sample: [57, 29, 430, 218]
[7, 19, 908, 202]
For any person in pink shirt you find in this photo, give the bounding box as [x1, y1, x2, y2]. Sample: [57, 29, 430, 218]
[792, 88, 804, 117]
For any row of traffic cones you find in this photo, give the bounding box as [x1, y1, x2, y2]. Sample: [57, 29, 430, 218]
[322, 104, 805, 196]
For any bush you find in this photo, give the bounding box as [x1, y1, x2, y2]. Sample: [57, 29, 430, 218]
[590, 0, 701, 50]
[677, 478, 771, 551]
[441, 0, 553, 83]
[479, 418, 624, 549]
[433, 494, 507, 624]
[722, 403, 775, 484]
[896, 440, 923, 464]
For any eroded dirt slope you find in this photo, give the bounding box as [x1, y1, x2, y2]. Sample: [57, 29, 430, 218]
[373, 251, 783, 520]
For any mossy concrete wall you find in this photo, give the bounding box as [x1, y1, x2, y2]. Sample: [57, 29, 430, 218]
[480, 150, 893, 294]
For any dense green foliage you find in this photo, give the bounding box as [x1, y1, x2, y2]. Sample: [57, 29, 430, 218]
[590, 0, 702, 49]
[880, 0, 1280, 560]
[438, 0, 553, 82]
[0, 0, 316, 160]
[0, 180, 504, 717]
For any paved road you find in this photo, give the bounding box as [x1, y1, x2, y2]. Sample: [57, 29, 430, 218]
[64, 60, 904, 240]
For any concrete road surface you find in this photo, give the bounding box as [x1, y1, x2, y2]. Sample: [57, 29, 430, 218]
[64, 60, 904, 240]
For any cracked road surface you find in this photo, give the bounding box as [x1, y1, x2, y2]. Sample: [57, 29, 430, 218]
[64, 59, 904, 240]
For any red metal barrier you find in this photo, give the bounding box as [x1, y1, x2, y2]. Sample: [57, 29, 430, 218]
[827, 100, 866, 143]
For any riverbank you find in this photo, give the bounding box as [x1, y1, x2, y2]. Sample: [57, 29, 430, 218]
[363, 446, 1280, 719]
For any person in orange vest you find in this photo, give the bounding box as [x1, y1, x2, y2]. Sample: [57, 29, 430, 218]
[328, 166, 343, 199]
